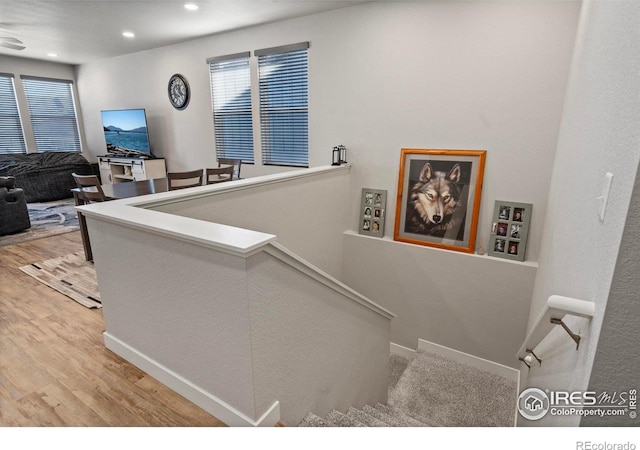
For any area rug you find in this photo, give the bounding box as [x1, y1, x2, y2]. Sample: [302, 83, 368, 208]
[0, 198, 80, 247]
[19, 252, 101, 309]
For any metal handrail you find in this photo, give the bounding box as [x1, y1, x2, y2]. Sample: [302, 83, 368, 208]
[516, 295, 595, 366]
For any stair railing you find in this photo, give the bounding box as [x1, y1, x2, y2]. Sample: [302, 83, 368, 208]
[516, 295, 595, 368]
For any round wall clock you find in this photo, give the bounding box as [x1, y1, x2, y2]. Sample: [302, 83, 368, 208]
[168, 73, 190, 110]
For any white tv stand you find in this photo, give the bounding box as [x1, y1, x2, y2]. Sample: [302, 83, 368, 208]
[98, 155, 166, 184]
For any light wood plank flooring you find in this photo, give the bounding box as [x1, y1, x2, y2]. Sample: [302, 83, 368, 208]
[0, 231, 226, 427]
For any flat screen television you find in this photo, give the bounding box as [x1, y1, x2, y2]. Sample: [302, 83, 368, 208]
[100, 108, 152, 157]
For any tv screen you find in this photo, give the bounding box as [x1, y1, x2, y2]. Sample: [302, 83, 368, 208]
[101, 108, 152, 156]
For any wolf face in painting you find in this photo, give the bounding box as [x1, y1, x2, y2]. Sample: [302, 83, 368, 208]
[405, 162, 463, 236]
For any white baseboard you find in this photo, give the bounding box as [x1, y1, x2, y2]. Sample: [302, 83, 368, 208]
[391, 339, 520, 383]
[103, 332, 280, 427]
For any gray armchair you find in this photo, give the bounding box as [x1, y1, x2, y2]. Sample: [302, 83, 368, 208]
[0, 177, 31, 236]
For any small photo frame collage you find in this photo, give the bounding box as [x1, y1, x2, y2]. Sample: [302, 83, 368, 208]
[488, 200, 532, 262]
[359, 188, 386, 238]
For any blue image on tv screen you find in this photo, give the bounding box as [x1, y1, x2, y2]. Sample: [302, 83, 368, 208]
[101, 108, 151, 154]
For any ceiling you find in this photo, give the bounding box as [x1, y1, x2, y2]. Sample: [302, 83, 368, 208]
[0, 1, 366, 65]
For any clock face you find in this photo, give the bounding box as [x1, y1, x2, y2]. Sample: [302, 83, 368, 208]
[168, 74, 190, 110]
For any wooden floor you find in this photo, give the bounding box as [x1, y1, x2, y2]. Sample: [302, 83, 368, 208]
[0, 231, 226, 427]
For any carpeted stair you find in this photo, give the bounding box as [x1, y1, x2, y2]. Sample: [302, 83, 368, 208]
[298, 349, 517, 427]
[298, 403, 432, 427]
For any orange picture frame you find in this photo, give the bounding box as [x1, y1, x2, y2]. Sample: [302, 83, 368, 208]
[394, 148, 486, 254]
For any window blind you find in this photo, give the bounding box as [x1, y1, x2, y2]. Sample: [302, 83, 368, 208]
[257, 44, 308, 167]
[209, 53, 254, 163]
[0, 74, 27, 154]
[21, 77, 81, 153]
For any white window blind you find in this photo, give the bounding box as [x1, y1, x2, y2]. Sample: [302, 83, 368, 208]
[257, 43, 309, 167]
[208, 52, 254, 163]
[0, 74, 27, 154]
[21, 77, 81, 153]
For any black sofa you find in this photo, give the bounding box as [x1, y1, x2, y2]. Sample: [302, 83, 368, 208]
[0, 152, 94, 203]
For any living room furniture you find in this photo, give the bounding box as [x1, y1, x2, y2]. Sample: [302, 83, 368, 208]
[218, 158, 242, 179]
[98, 155, 166, 184]
[205, 166, 234, 184]
[0, 183, 31, 236]
[72, 177, 169, 261]
[72, 173, 107, 204]
[167, 169, 204, 190]
[0, 152, 94, 203]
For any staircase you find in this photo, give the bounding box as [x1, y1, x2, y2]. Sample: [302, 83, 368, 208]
[298, 350, 518, 427]
[298, 403, 433, 427]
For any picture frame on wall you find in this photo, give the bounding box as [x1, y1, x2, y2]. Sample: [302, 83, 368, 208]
[394, 148, 487, 253]
[359, 188, 386, 238]
[488, 200, 532, 262]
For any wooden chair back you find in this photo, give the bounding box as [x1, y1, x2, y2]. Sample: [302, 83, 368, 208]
[167, 169, 204, 190]
[72, 173, 107, 203]
[217, 158, 242, 180]
[205, 166, 234, 185]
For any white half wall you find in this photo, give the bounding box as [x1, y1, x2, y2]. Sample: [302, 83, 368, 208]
[520, 0, 640, 427]
[149, 165, 351, 279]
[343, 231, 537, 368]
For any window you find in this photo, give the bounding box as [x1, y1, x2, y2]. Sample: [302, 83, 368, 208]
[21, 76, 81, 153]
[208, 52, 254, 163]
[0, 74, 26, 154]
[207, 42, 309, 167]
[257, 43, 309, 167]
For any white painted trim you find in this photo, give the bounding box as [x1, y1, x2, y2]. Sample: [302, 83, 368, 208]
[103, 332, 280, 427]
[264, 242, 395, 320]
[389, 342, 416, 360]
[417, 338, 520, 383]
[343, 230, 539, 268]
[77, 165, 350, 257]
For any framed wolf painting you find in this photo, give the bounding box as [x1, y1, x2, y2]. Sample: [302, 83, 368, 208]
[394, 149, 486, 253]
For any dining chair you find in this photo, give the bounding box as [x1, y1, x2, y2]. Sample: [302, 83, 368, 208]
[72, 173, 107, 203]
[205, 166, 234, 185]
[167, 169, 204, 190]
[217, 158, 242, 180]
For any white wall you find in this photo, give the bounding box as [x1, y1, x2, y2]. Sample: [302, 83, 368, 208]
[582, 162, 640, 427]
[149, 166, 351, 279]
[71, 1, 581, 372]
[343, 232, 537, 368]
[75, 1, 581, 262]
[521, 0, 640, 426]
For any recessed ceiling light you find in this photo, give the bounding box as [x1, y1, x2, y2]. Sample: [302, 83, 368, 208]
[122, 31, 135, 39]
[184, 3, 199, 11]
[47, 53, 58, 58]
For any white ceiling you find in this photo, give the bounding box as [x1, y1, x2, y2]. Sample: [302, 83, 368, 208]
[0, 0, 366, 65]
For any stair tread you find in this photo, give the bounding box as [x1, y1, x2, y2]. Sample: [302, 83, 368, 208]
[298, 412, 332, 427]
[363, 404, 411, 427]
[346, 407, 391, 427]
[374, 403, 431, 427]
[326, 409, 366, 427]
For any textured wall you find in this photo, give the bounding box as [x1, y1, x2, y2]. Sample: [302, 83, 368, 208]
[521, 0, 640, 426]
[247, 250, 391, 425]
[150, 166, 351, 279]
[343, 232, 537, 368]
[582, 164, 640, 427]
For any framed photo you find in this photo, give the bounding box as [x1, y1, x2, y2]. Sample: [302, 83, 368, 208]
[359, 188, 386, 238]
[394, 149, 486, 253]
[488, 200, 532, 261]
